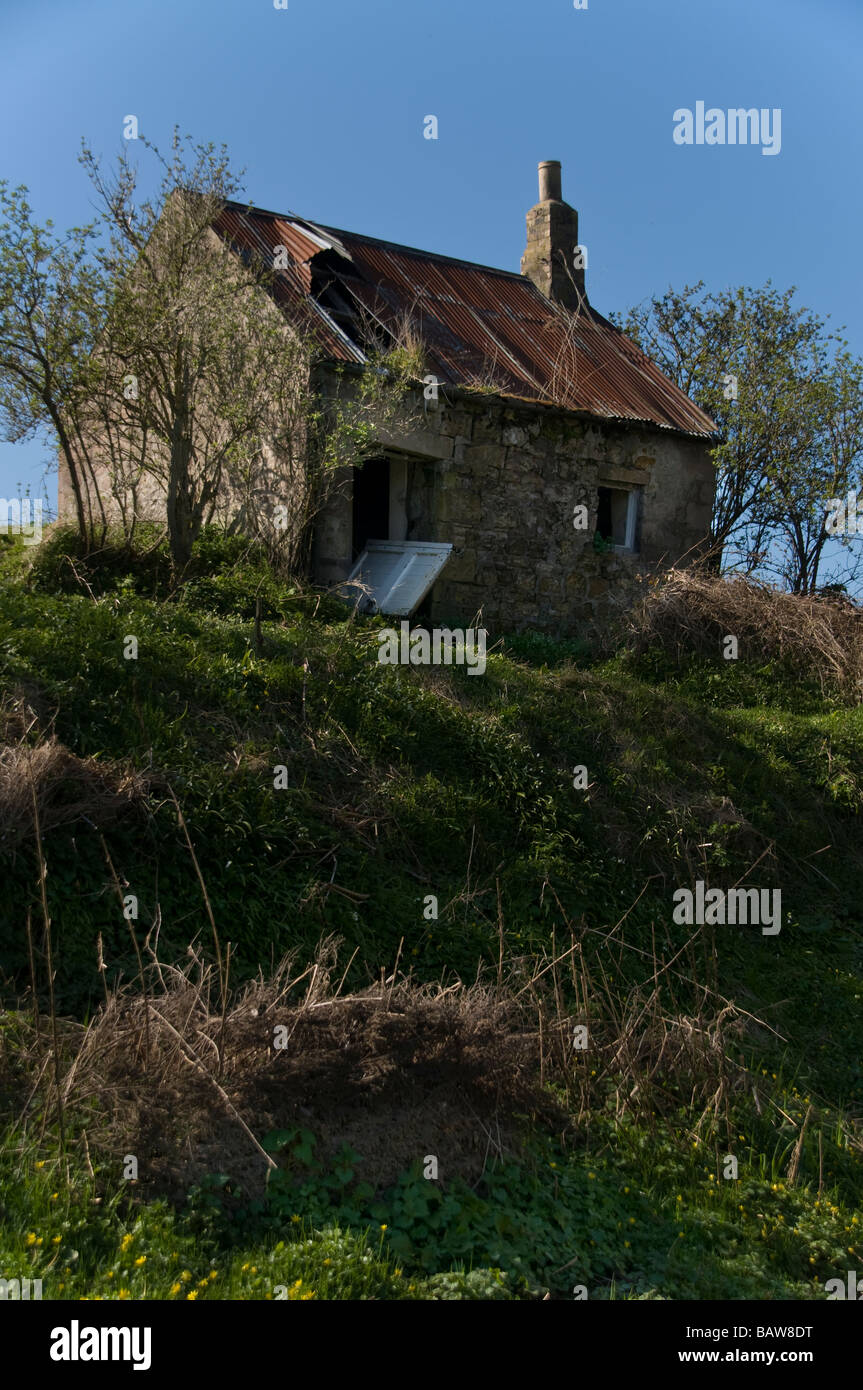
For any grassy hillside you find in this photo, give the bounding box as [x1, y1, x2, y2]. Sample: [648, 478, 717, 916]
[0, 527, 861, 1301]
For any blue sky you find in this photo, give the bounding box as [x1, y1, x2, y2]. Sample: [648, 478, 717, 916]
[1, 0, 861, 508]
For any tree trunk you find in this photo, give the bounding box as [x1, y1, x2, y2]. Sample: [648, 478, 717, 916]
[47, 401, 89, 548]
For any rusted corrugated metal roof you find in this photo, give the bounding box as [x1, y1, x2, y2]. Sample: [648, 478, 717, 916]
[213, 201, 717, 438]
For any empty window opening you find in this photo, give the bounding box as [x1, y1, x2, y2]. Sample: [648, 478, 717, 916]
[596, 486, 641, 552]
[352, 456, 390, 559]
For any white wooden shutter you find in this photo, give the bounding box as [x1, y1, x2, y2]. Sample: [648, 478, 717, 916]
[342, 541, 453, 616]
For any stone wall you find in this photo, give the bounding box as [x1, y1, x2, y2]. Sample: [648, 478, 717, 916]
[60, 363, 715, 639]
[315, 387, 715, 638]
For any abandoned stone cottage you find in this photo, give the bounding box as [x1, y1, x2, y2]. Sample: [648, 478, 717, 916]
[60, 161, 717, 636]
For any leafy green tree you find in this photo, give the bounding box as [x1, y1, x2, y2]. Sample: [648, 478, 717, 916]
[79, 131, 317, 572]
[78, 129, 421, 574]
[0, 183, 107, 545]
[617, 282, 863, 592]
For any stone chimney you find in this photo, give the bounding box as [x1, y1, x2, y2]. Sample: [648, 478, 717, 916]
[520, 160, 586, 311]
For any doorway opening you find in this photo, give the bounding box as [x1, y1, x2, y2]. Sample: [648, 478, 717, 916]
[352, 456, 390, 560]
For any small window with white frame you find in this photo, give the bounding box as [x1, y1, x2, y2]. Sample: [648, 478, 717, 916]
[596, 485, 641, 553]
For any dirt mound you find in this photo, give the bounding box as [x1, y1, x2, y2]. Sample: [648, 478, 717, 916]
[5, 944, 568, 1201]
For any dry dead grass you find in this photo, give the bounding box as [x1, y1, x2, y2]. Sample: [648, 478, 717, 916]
[625, 568, 863, 699]
[0, 687, 155, 849]
[2, 923, 756, 1203]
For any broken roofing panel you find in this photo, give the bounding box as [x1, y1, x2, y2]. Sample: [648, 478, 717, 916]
[341, 541, 453, 617]
[212, 200, 717, 438]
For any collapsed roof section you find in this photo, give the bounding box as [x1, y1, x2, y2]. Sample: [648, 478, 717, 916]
[213, 200, 717, 439]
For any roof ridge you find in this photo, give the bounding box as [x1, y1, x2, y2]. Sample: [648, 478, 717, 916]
[220, 198, 532, 281]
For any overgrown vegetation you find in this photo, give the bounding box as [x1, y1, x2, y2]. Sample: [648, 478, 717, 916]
[0, 132, 426, 573]
[616, 281, 863, 593]
[0, 530, 860, 1299]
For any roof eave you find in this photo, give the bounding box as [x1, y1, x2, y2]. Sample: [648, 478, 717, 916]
[314, 357, 718, 441]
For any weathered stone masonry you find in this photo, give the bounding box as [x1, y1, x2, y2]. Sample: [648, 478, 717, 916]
[314, 383, 714, 637]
